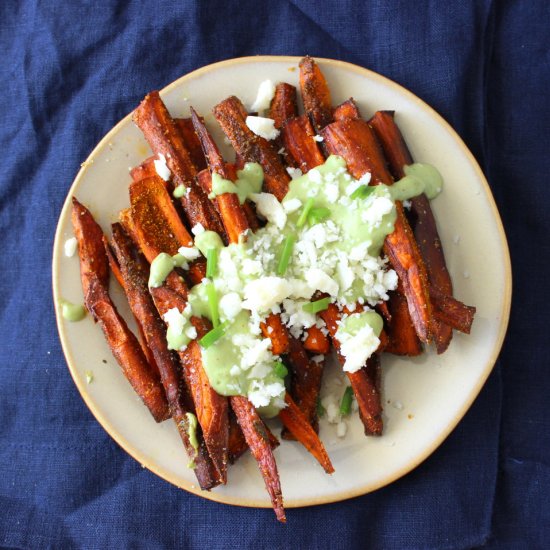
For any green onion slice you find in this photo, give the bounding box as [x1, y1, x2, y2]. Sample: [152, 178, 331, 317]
[276, 235, 296, 276]
[206, 282, 220, 328]
[273, 361, 288, 379]
[302, 297, 331, 314]
[199, 320, 229, 349]
[350, 185, 375, 200]
[296, 197, 314, 228]
[308, 206, 331, 225]
[206, 247, 218, 278]
[340, 386, 354, 416]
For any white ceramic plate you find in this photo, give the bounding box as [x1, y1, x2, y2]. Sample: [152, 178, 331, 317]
[52, 56, 511, 509]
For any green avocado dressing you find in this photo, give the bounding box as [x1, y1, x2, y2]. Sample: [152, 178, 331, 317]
[173, 184, 187, 198]
[154, 155, 443, 410]
[59, 299, 86, 322]
[209, 162, 263, 204]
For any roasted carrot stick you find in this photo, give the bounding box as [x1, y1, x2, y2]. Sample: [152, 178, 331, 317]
[333, 98, 361, 121]
[321, 117, 434, 344]
[369, 110, 476, 351]
[279, 393, 334, 473]
[299, 56, 333, 133]
[268, 82, 298, 129]
[230, 395, 285, 522]
[108, 223, 221, 489]
[281, 115, 325, 172]
[320, 302, 383, 435]
[133, 91, 227, 241]
[71, 198, 169, 423]
[212, 95, 290, 201]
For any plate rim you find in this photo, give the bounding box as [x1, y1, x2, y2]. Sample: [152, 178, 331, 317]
[52, 55, 512, 509]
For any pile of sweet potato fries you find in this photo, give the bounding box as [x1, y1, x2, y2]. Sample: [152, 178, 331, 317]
[70, 57, 475, 521]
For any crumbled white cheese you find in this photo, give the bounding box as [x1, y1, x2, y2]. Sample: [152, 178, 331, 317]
[393, 400, 404, 410]
[191, 223, 205, 236]
[358, 172, 372, 186]
[163, 307, 185, 334]
[313, 135, 324, 142]
[154, 154, 171, 181]
[283, 198, 302, 213]
[286, 167, 303, 180]
[177, 246, 201, 261]
[219, 292, 243, 320]
[250, 192, 287, 229]
[277, 147, 285, 155]
[337, 316, 380, 373]
[242, 277, 291, 313]
[248, 380, 286, 408]
[251, 80, 276, 113]
[361, 196, 394, 226]
[246, 116, 280, 140]
[305, 268, 339, 296]
[403, 199, 412, 210]
[336, 421, 348, 438]
[64, 237, 77, 258]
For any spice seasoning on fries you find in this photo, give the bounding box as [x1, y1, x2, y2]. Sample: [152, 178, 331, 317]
[67, 56, 475, 522]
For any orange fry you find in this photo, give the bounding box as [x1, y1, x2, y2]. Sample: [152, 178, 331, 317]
[321, 117, 434, 344]
[212, 95, 290, 201]
[71, 198, 169, 423]
[230, 395, 285, 522]
[281, 115, 325, 172]
[268, 82, 298, 129]
[333, 98, 361, 121]
[299, 56, 333, 132]
[279, 393, 334, 474]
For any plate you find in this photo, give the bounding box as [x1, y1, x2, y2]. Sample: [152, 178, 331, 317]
[52, 56, 511, 509]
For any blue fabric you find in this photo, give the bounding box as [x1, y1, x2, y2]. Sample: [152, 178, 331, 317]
[0, 1, 547, 548]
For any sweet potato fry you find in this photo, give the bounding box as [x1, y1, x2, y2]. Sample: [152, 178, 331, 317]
[230, 395, 285, 522]
[384, 288, 423, 356]
[260, 314, 290, 356]
[321, 117, 434, 344]
[71, 198, 169, 423]
[320, 302, 383, 435]
[303, 325, 331, 355]
[150, 285, 229, 483]
[133, 91, 227, 241]
[108, 224, 221, 489]
[190, 108, 250, 243]
[369, 110, 476, 351]
[283, 336, 323, 435]
[213, 96, 290, 201]
[299, 56, 333, 132]
[175, 117, 207, 172]
[431, 290, 476, 334]
[279, 393, 334, 474]
[333, 98, 361, 121]
[269, 83, 298, 129]
[281, 115, 325, 172]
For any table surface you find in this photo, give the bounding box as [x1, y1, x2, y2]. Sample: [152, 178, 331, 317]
[0, 1, 548, 549]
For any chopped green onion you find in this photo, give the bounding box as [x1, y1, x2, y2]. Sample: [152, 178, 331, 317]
[296, 197, 314, 228]
[273, 361, 288, 378]
[206, 282, 220, 328]
[206, 248, 218, 278]
[317, 397, 326, 418]
[350, 185, 375, 200]
[199, 320, 229, 349]
[276, 235, 296, 276]
[308, 206, 331, 225]
[340, 386, 354, 416]
[302, 297, 331, 314]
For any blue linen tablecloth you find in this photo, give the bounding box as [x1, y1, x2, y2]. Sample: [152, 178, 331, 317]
[1, 1, 548, 548]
